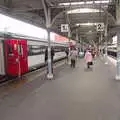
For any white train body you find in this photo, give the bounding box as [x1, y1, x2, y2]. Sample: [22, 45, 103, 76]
[0, 33, 69, 77]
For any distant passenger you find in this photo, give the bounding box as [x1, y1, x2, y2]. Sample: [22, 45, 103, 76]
[84, 49, 93, 69]
[45, 47, 55, 73]
[103, 48, 105, 56]
[70, 47, 77, 68]
[91, 50, 96, 59]
[65, 48, 69, 63]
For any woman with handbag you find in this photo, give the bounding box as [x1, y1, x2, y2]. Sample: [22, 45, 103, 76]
[84, 49, 93, 69]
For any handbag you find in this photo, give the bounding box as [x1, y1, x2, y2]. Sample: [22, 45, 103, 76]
[89, 62, 93, 65]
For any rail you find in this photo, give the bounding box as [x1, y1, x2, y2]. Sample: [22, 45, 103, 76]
[0, 57, 66, 85]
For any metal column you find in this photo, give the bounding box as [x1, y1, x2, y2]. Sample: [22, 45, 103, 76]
[76, 29, 79, 42]
[116, 32, 120, 80]
[47, 28, 53, 79]
[68, 28, 71, 65]
[116, 3, 120, 80]
[79, 37, 82, 52]
[42, 0, 53, 79]
[66, 9, 71, 60]
[99, 35, 101, 53]
[104, 16, 108, 64]
[76, 29, 80, 54]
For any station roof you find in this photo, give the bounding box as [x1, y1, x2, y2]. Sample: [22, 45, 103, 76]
[0, 0, 116, 45]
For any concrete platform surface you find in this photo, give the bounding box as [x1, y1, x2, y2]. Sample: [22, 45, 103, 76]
[0, 59, 120, 120]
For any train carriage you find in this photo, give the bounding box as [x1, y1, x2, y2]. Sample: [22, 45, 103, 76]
[0, 33, 69, 77]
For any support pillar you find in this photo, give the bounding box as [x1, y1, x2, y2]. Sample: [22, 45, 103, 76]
[47, 28, 53, 79]
[99, 35, 101, 53]
[68, 28, 71, 65]
[104, 15, 108, 64]
[76, 29, 79, 50]
[115, 3, 120, 80]
[116, 3, 120, 80]
[76, 29, 79, 42]
[116, 32, 120, 80]
[42, 0, 53, 79]
[79, 37, 82, 52]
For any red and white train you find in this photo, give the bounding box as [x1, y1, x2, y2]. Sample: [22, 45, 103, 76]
[0, 13, 77, 78]
[0, 33, 69, 77]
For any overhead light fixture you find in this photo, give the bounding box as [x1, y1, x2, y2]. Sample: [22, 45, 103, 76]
[104, 5, 109, 8]
[86, 1, 93, 4]
[59, 0, 110, 6]
[87, 30, 93, 34]
[89, 30, 92, 33]
[67, 8, 103, 14]
[94, 0, 109, 3]
[59, 2, 84, 6]
[94, 1, 101, 3]
[76, 23, 95, 26]
[71, 2, 84, 5]
[76, 22, 104, 26]
[59, 2, 68, 6]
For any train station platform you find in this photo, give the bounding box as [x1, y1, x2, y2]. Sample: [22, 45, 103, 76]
[0, 57, 120, 120]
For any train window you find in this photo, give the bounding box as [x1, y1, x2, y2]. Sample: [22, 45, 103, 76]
[8, 44, 13, 56]
[28, 45, 32, 56]
[28, 45, 46, 56]
[18, 44, 23, 55]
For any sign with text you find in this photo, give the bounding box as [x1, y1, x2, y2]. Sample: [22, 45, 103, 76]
[96, 23, 104, 31]
[61, 24, 69, 32]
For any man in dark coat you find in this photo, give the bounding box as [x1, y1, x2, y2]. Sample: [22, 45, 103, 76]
[65, 48, 69, 63]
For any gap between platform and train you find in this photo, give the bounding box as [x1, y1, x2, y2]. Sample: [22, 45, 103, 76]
[0, 58, 66, 87]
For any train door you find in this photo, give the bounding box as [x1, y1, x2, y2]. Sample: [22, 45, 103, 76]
[5, 39, 28, 76]
[18, 40, 28, 74]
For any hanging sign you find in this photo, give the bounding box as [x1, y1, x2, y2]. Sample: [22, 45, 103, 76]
[96, 23, 104, 32]
[61, 24, 69, 32]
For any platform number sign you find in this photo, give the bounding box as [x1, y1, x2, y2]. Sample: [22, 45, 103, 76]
[61, 24, 69, 32]
[96, 23, 104, 32]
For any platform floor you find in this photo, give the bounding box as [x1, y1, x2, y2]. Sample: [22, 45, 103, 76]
[0, 58, 120, 120]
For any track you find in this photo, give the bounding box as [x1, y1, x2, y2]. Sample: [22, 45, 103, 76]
[0, 57, 66, 86]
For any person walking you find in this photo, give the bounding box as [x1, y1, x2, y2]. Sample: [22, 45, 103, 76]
[70, 47, 77, 68]
[65, 48, 69, 63]
[84, 49, 93, 69]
